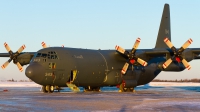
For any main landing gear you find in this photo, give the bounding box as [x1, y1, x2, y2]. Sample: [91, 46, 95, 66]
[119, 87, 135, 92]
[118, 83, 136, 93]
[84, 86, 101, 92]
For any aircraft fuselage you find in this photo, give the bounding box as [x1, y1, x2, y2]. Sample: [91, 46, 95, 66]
[25, 47, 189, 89]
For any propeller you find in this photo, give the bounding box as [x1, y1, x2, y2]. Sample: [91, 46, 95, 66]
[162, 37, 192, 70]
[1, 43, 26, 72]
[115, 38, 148, 74]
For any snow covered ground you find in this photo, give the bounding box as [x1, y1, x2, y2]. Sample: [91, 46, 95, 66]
[0, 81, 200, 87]
[1, 82, 200, 111]
[0, 82, 41, 87]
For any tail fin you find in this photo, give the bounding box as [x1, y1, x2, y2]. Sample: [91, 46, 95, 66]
[155, 4, 171, 48]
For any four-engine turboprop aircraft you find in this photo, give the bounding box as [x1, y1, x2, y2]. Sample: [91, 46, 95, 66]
[1, 4, 200, 93]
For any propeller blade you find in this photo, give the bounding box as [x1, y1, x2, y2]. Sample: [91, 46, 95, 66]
[1, 61, 10, 69]
[181, 38, 193, 49]
[162, 58, 172, 69]
[115, 45, 125, 54]
[17, 45, 26, 53]
[41, 42, 47, 48]
[132, 38, 141, 49]
[164, 37, 174, 49]
[16, 62, 23, 72]
[4, 42, 11, 52]
[137, 58, 147, 66]
[182, 59, 191, 70]
[121, 62, 129, 74]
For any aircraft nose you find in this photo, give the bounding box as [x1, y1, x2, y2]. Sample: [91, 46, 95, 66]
[25, 63, 44, 82]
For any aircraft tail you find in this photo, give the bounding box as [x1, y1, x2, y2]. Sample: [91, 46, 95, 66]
[155, 4, 171, 48]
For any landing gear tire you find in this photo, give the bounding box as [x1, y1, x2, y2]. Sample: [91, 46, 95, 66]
[44, 85, 54, 93]
[119, 87, 135, 92]
[123, 88, 134, 92]
[42, 85, 48, 93]
[84, 87, 101, 92]
[50, 85, 54, 93]
[119, 83, 135, 92]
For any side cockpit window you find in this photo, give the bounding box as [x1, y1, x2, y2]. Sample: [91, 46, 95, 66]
[33, 53, 47, 62]
[42, 54, 47, 58]
[36, 53, 41, 57]
[36, 53, 47, 58]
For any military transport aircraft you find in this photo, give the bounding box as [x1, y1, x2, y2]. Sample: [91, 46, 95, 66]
[1, 4, 200, 93]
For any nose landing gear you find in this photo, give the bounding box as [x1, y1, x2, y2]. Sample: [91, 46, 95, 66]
[42, 85, 54, 93]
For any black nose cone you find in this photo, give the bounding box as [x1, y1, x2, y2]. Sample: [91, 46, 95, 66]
[25, 63, 44, 83]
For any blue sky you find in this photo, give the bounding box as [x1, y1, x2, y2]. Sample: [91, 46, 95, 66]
[0, 0, 200, 80]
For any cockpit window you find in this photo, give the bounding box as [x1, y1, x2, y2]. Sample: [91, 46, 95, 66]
[36, 53, 41, 57]
[42, 54, 47, 58]
[34, 51, 58, 60]
[36, 53, 47, 58]
[48, 51, 58, 59]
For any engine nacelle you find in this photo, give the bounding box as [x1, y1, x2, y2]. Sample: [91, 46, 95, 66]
[182, 49, 194, 62]
[158, 61, 185, 71]
[16, 53, 33, 66]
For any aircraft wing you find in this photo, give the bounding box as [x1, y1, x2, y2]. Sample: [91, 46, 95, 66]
[145, 49, 170, 58]
[144, 48, 200, 59]
[0, 53, 10, 57]
[0, 52, 36, 57]
[0, 52, 36, 71]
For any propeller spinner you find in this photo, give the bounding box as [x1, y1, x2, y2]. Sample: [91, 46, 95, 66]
[162, 37, 192, 70]
[1, 43, 26, 72]
[115, 38, 148, 74]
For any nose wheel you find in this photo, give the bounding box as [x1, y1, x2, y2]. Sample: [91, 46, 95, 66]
[42, 85, 54, 93]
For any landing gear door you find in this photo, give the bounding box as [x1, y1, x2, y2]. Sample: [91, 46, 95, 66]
[68, 70, 77, 83]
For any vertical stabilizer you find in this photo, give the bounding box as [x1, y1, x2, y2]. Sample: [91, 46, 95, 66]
[155, 4, 171, 48]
